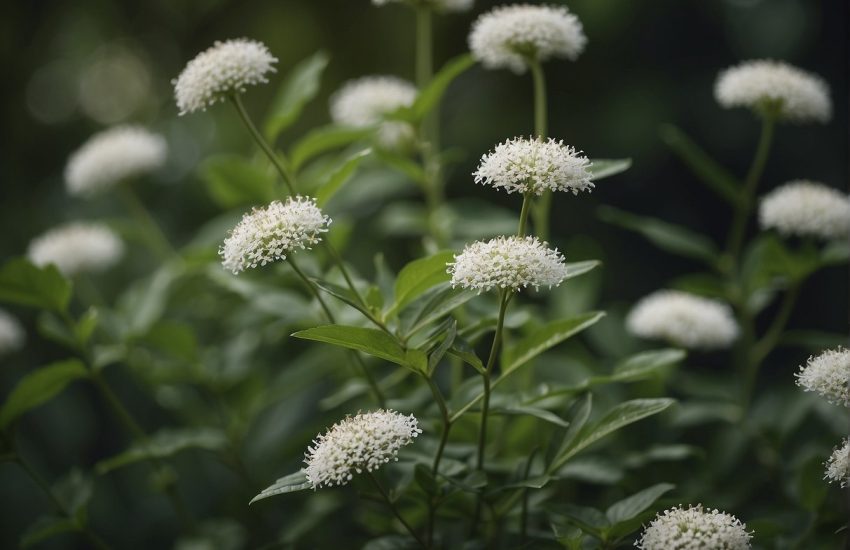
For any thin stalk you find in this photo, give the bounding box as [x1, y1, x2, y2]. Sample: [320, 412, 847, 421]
[424, 376, 452, 547]
[517, 192, 532, 237]
[118, 184, 177, 261]
[230, 94, 296, 195]
[415, 7, 433, 91]
[15, 456, 112, 550]
[519, 449, 539, 543]
[288, 256, 387, 406]
[89, 370, 196, 533]
[528, 60, 552, 241]
[726, 115, 776, 264]
[476, 290, 510, 470]
[367, 471, 426, 548]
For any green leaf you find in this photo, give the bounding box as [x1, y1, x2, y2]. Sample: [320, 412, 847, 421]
[598, 206, 718, 265]
[448, 337, 486, 374]
[492, 406, 570, 428]
[502, 312, 606, 377]
[400, 284, 476, 337]
[563, 261, 601, 281]
[250, 471, 312, 504]
[292, 325, 427, 372]
[428, 320, 457, 374]
[551, 399, 675, 470]
[316, 149, 372, 206]
[198, 154, 276, 208]
[0, 258, 71, 312]
[659, 124, 742, 205]
[374, 150, 428, 185]
[117, 263, 183, 338]
[0, 360, 88, 429]
[389, 250, 455, 317]
[547, 394, 592, 469]
[312, 279, 373, 318]
[408, 54, 475, 120]
[289, 125, 372, 172]
[20, 516, 78, 548]
[53, 469, 94, 521]
[264, 51, 329, 140]
[96, 427, 228, 474]
[605, 483, 675, 525]
[610, 349, 685, 381]
[588, 159, 631, 181]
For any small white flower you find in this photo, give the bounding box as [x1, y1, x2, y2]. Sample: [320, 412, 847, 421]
[65, 126, 166, 196]
[759, 180, 850, 240]
[372, 0, 473, 13]
[825, 439, 850, 488]
[715, 60, 831, 123]
[795, 348, 850, 407]
[303, 410, 422, 489]
[636, 504, 752, 550]
[173, 39, 277, 115]
[448, 236, 568, 292]
[220, 196, 331, 274]
[627, 290, 739, 350]
[28, 223, 124, 277]
[330, 76, 417, 149]
[0, 309, 25, 355]
[469, 4, 587, 73]
[474, 137, 592, 196]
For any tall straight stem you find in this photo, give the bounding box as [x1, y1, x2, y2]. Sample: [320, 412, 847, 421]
[529, 60, 553, 241]
[230, 94, 296, 195]
[518, 192, 532, 237]
[726, 115, 776, 264]
[476, 290, 510, 470]
[288, 256, 386, 406]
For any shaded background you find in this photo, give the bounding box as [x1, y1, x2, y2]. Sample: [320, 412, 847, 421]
[0, 0, 847, 547]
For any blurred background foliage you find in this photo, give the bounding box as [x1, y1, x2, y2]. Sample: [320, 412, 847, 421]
[0, 0, 847, 548]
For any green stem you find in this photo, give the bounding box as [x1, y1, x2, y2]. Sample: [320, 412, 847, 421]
[528, 60, 552, 242]
[88, 371, 196, 533]
[415, 7, 433, 91]
[118, 184, 177, 261]
[518, 192, 532, 237]
[230, 94, 296, 195]
[726, 115, 776, 264]
[476, 290, 510, 470]
[367, 471, 426, 548]
[288, 256, 387, 407]
[424, 376, 451, 548]
[15, 456, 112, 550]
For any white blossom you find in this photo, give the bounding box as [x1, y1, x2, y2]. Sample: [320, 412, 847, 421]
[469, 4, 587, 73]
[174, 39, 277, 115]
[795, 347, 850, 407]
[626, 290, 739, 350]
[303, 410, 422, 489]
[825, 439, 850, 488]
[474, 137, 592, 196]
[759, 180, 850, 240]
[330, 76, 417, 149]
[636, 504, 752, 550]
[28, 223, 124, 277]
[65, 126, 166, 196]
[372, 0, 473, 13]
[714, 60, 831, 123]
[448, 236, 568, 292]
[220, 196, 331, 274]
[0, 309, 24, 355]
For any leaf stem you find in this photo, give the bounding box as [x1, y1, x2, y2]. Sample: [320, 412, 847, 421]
[14, 455, 112, 550]
[366, 471, 426, 548]
[230, 94, 297, 196]
[288, 256, 387, 407]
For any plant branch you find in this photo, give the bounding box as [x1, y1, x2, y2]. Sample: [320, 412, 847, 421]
[367, 471, 426, 548]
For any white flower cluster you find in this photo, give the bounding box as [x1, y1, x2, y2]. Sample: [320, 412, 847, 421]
[825, 439, 850, 488]
[220, 196, 331, 274]
[330, 76, 417, 149]
[474, 137, 592, 196]
[714, 60, 831, 123]
[469, 4, 587, 73]
[174, 39, 277, 115]
[759, 180, 850, 240]
[65, 126, 166, 196]
[448, 236, 568, 292]
[28, 223, 124, 277]
[627, 290, 739, 350]
[0, 309, 24, 355]
[795, 348, 850, 407]
[372, 0, 473, 13]
[303, 410, 422, 489]
[636, 504, 752, 550]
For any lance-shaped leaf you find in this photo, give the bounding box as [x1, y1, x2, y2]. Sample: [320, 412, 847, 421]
[0, 258, 71, 312]
[409, 54, 475, 120]
[316, 149, 372, 206]
[292, 325, 427, 373]
[198, 154, 276, 208]
[289, 125, 373, 172]
[588, 158, 631, 181]
[0, 360, 88, 429]
[265, 51, 330, 141]
[389, 250, 455, 317]
[250, 471, 312, 504]
[96, 428, 228, 474]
